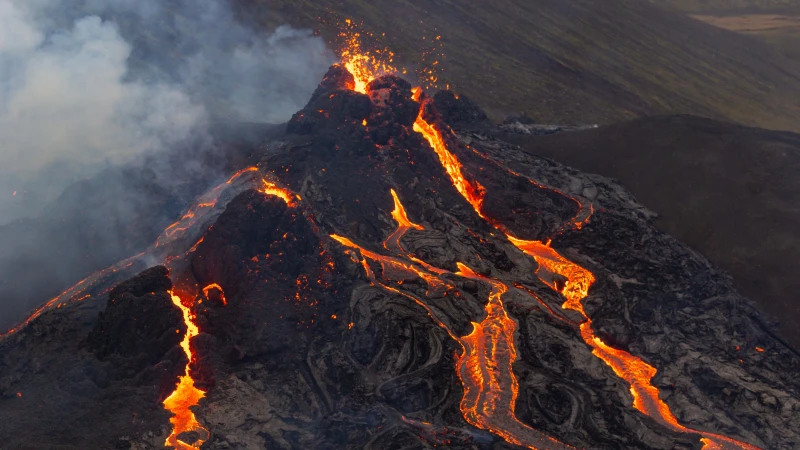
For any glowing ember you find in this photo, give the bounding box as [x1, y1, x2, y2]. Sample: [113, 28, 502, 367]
[163, 290, 208, 450]
[202, 283, 227, 306]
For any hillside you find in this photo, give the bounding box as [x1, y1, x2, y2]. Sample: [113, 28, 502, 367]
[660, 0, 800, 14]
[234, 0, 800, 132]
[502, 115, 800, 348]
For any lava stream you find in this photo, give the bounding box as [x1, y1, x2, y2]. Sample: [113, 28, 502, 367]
[163, 290, 208, 450]
[507, 238, 760, 450]
[202, 283, 227, 306]
[331, 190, 572, 449]
[455, 263, 575, 450]
[412, 108, 487, 218]
[0, 252, 143, 338]
[404, 93, 759, 449]
[258, 178, 299, 206]
[156, 167, 259, 247]
[2, 166, 268, 341]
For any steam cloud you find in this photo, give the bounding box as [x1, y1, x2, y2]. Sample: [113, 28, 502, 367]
[0, 0, 334, 224]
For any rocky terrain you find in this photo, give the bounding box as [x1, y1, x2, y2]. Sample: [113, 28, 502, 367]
[1, 68, 798, 450]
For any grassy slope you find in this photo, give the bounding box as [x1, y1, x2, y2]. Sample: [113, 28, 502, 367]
[239, 0, 800, 132]
[505, 116, 800, 347]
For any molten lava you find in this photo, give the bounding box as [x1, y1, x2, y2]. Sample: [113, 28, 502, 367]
[163, 290, 208, 450]
[331, 189, 573, 450]
[455, 263, 575, 450]
[338, 19, 398, 93]
[507, 237, 759, 450]
[257, 178, 298, 206]
[157, 167, 260, 248]
[384, 188, 423, 253]
[202, 283, 227, 306]
[412, 104, 487, 218]
[401, 85, 760, 449]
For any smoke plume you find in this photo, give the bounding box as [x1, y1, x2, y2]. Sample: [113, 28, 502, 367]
[0, 0, 334, 329]
[0, 0, 334, 223]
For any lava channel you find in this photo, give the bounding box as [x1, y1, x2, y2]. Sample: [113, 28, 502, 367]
[163, 289, 208, 450]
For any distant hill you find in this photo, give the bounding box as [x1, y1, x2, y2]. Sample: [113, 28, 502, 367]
[502, 115, 800, 348]
[659, 0, 800, 14]
[238, 0, 800, 132]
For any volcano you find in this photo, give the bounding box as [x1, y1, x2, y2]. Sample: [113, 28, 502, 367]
[1, 64, 799, 450]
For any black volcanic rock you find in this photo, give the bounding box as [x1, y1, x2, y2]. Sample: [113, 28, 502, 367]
[433, 90, 491, 129]
[87, 266, 181, 366]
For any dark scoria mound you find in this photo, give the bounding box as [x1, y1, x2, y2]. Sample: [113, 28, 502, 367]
[0, 67, 798, 450]
[0, 266, 186, 449]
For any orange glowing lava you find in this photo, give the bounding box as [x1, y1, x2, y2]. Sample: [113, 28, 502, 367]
[338, 19, 398, 93]
[0, 252, 144, 338]
[384, 188, 423, 253]
[395, 89, 760, 449]
[413, 101, 486, 218]
[508, 237, 759, 449]
[157, 167, 261, 248]
[257, 178, 297, 205]
[163, 290, 208, 450]
[331, 189, 571, 449]
[202, 283, 227, 306]
[455, 263, 574, 450]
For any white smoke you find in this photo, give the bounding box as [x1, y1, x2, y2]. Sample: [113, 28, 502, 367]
[0, 0, 334, 224]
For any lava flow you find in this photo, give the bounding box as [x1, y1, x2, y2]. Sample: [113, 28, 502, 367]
[412, 107, 487, 218]
[163, 289, 208, 450]
[258, 178, 299, 206]
[507, 237, 760, 450]
[405, 88, 759, 449]
[2, 167, 265, 341]
[202, 283, 227, 306]
[331, 189, 572, 450]
[455, 263, 575, 450]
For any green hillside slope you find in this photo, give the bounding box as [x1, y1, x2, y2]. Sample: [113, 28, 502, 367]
[238, 0, 800, 132]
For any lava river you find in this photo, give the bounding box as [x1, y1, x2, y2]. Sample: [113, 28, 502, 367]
[331, 189, 574, 450]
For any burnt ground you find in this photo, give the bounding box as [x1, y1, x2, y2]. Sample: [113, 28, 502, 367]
[500, 116, 800, 348]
